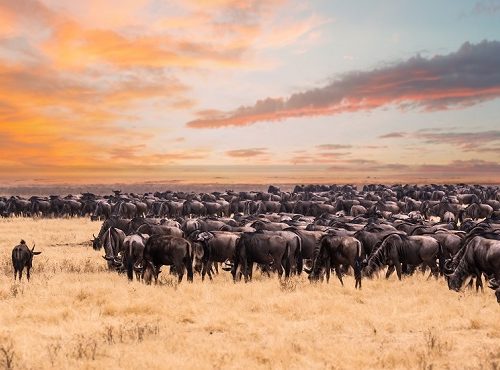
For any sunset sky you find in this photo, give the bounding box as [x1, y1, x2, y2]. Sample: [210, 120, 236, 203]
[0, 0, 499, 184]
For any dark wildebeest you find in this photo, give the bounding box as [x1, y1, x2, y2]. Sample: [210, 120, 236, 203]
[141, 235, 194, 284]
[307, 235, 363, 288]
[100, 227, 127, 270]
[190, 231, 240, 281]
[92, 217, 130, 250]
[231, 232, 291, 282]
[446, 236, 500, 302]
[12, 240, 41, 281]
[123, 234, 149, 281]
[364, 233, 444, 280]
[91, 200, 112, 221]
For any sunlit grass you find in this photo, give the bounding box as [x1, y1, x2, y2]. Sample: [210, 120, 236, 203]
[0, 218, 498, 369]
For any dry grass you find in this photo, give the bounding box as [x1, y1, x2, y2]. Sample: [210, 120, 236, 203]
[0, 218, 499, 370]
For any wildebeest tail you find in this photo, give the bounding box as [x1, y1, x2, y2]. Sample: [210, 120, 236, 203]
[437, 240, 445, 276]
[354, 240, 363, 281]
[282, 239, 291, 276]
[295, 235, 303, 275]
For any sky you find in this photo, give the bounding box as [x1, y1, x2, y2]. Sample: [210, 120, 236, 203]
[0, 0, 499, 185]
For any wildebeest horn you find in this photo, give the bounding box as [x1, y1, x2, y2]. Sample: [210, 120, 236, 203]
[102, 255, 115, 261]
[303, 266, 312, 274]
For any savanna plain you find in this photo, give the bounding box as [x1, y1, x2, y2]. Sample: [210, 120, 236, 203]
[0, 218, 498, 370]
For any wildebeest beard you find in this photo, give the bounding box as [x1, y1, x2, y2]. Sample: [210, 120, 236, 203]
[447, 254, 471, 291]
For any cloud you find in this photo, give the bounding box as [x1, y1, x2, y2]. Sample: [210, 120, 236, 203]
[187, 40, 500, 128]
[226, 148, 269, 157]
[316, 144, 352, 150]
[379, 132, 407, 139]
[471, 0, 500, 15]
[378, 128, 500, 153]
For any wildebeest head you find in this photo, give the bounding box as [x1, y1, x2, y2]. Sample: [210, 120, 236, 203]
[192, 242, 204, 273]
[91, 234, 101, 250]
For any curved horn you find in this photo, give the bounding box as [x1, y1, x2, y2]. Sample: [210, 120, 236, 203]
[303, 266, 312, 274]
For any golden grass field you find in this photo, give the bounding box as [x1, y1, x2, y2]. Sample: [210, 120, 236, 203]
[0, 218, 499, 370]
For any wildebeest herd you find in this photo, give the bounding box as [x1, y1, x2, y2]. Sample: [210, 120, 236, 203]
[5, 184, 500, 303]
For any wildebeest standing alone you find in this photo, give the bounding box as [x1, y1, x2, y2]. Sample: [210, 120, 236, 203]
[12, 240, 41, 281]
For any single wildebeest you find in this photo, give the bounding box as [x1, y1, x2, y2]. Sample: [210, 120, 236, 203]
[141, 235, 194, 284]
[364, 233, 444, 280]
[307, 235, 363, 288]
[123, 234, 149, 281]
[190, 231, 240, 281]
[231, 232, 291, 282]
[12, 240, 41, 281]
[101, 227, 127, 270]
[446, 236, 500, 302]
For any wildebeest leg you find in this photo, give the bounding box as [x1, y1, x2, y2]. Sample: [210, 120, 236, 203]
[335, 265, 343, 286]
[276, 261, 283, 280]
[475, 273, 483, 292]
[176, 263, 185, 283]
[324, 260, 331, 283]
[245, 262, 253, 282]
[466, 278, 474, 290]
[27, 267, 30, 281]
[426, 262, 439, 280]
[385, 265, 395, 279]
[395, 262, 402, 280]
[185, 258, 193, 283]
[201, 261, 208, 281]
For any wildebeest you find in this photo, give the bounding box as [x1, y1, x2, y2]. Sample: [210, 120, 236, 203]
[12, 240, 41, 281]
[446, 236, 500, 302]
[100, 227, 127, 270]
[141, 235, 194, 284]
[307, 235, 363, 288]
[231, 232, 291, 282]
[123, 234, 149, 281]
[364, 233, 444, 280]
[190, 231, 240, 281]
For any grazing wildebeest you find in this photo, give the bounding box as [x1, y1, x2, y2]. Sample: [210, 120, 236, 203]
[141, 235, 194, 284]
[231, 232, 291, 282]
[12, 240, 41, 281]
[364, 233, 443, 280]
[307, 235, 363, 288]
[446, 236, 500, 302]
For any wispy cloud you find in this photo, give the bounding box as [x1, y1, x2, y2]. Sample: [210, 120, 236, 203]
[378, 129, 500, 153]
[316, 144, 352, 150]
[226, 148, 269, 158]
[187, 40, 500, 128]
[379, 132, 407, 139]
